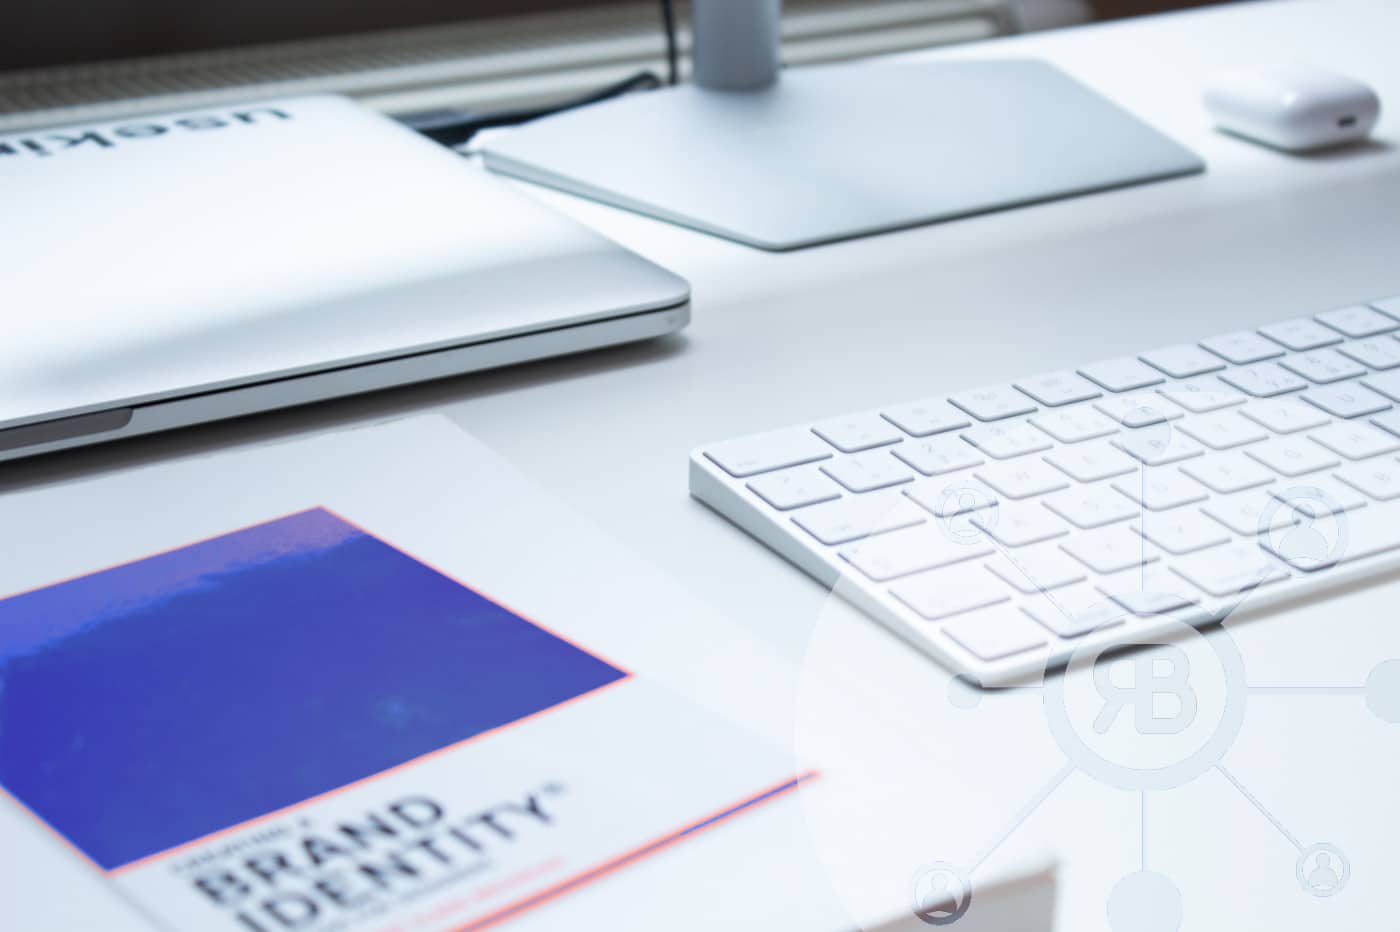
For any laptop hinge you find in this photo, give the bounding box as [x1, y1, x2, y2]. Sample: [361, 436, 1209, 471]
[0, 408, 134, 453]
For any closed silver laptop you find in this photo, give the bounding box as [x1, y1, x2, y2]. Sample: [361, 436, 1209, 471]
[0, 95, 690, 461]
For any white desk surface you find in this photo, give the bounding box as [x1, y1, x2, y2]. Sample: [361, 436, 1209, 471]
[8, 0, 1400, 928]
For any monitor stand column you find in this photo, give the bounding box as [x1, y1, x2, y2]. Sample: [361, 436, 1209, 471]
[691, 0, 782, 91]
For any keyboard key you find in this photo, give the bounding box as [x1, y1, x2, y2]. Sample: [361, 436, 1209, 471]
[1029, 406, 1119, 444]
[962, 422, 1052, 460]
[893, 436, 983, 476]
[1338, 338, 1400, 370]
[905, 478, 999, 518]
[1202, 489, 1297, 535]
[1175, 412, 1268, 450]
[748, 465, 843, 510]
[1044, 485, 1140, 529]
[1014, 371, 1101, 407]
[1078, 357, 1164, 393]
[1201, 331, 1285, 364]
[1044, 440, 1138, 482]
[792, 491, 926, 545]
[1335, 460, 1400, 501]
[821, 450, 914, 492]
[1322, 500, 1400, 566]
[1102, 589, 1199, 618]
[1113, 428, 1204, 466]
[1022, 583, 1127, 637]
[943, 606, 1048, 661]
[1246, 438, 1340, 477]
[1316, 305, 1398, 338]
[1370, 295, 1400, 320]
[1173, 542, 1287, 596]
[1302, 383, 1391, 419]
[1309, 422, 1400, 460]
[1371, 410, 1400, 438]
[705, 428, 833, 477]
[881, 400, 970, 438]
[891, 565, 1011, 620]
[1062, 525, 1159, 574]
[1269, 478, 1366, 518]
[1181, 451, 1275, 493]
[975, 459, 1069, 499]
[1140, 344, 1226, 378]
[841, 525, 992, 582]
[811, 414, 903, 452]
[949, 385, 1036, 422]
[1259, 317, 1343, 351]
[1259, 520, 1341, 572]
[972, 503, 1069, 547]
[1220, 362, 1308, 398]
[1279, 349, 1366, 384]
[1361, 370, 1400, 403]
[1159, 378, 1246, 413]
[1113, 470, 1209, 511]
[1240, 399, 1330, 434]
[1098, 563, 1205, 616]
[1095, 393, 1183, 428]
[985, 543, 1086, 593]
[1132, 509, 1231, 555]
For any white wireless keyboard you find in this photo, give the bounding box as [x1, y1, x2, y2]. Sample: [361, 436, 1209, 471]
[691, 297, 1400, 683]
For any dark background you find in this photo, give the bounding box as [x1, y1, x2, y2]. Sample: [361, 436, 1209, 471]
[1096, 0, 1223, 17]
[0, 0, 1228, 73]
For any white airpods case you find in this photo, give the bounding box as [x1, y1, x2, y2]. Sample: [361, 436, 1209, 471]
[1204, 64, 1380, 152]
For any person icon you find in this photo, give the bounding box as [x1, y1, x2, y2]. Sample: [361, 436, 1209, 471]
[937, 487, 993, 544]
[1307, 853, 1340, 895]
[919, 872, 956, 915]
[1296, 843, 1349, 898]
[1274, 506, 1334, 570]
[912, 864, 972, 925]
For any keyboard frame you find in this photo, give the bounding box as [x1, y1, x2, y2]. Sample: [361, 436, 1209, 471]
[689, 301, 1400, 685]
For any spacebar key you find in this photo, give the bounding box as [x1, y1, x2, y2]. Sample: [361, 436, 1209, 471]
[704, 428, 833, 477]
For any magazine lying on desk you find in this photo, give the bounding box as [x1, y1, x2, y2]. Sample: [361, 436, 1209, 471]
[0, 505, 810, 931]
[0, 420, 817, 931]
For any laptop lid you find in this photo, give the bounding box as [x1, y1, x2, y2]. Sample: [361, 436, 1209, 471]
[0, 95, 689, 431]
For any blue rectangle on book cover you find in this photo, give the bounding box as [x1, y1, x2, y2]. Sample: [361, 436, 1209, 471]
[0, 508, 625, 870]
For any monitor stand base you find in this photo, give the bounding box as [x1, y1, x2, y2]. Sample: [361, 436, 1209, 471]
[482, 59, 1204, 251]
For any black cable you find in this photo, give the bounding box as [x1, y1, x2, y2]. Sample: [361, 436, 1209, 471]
[402, 3, 680, 148]
[659, 0, 679, 86]
[401, 70, 662, 148]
